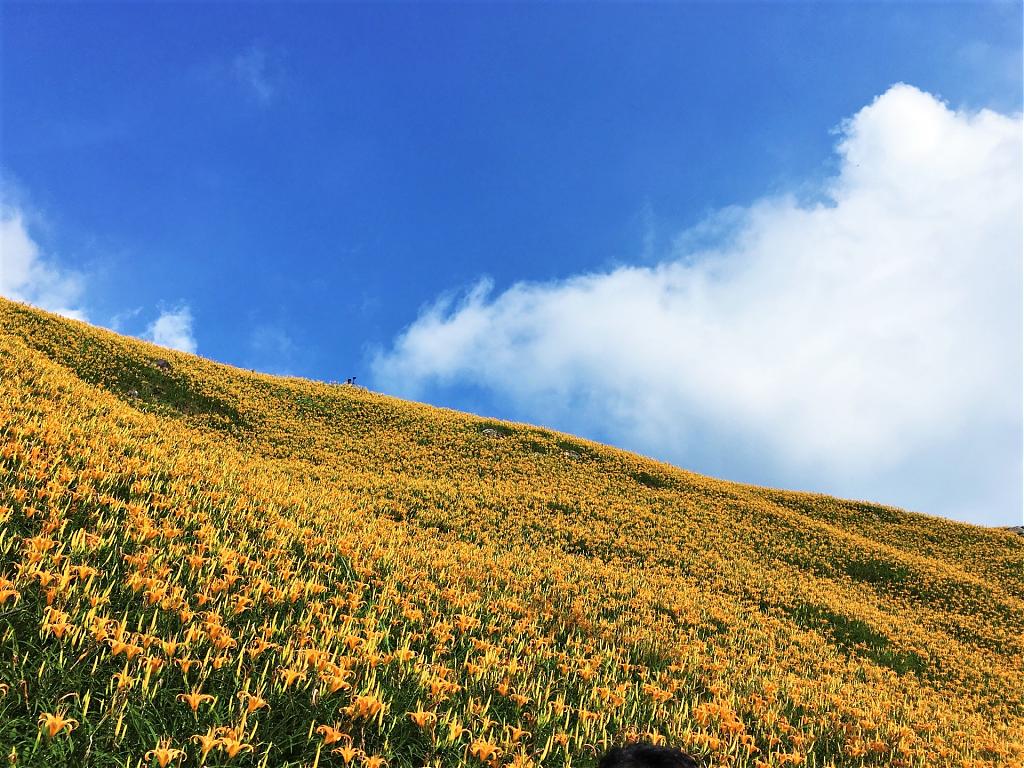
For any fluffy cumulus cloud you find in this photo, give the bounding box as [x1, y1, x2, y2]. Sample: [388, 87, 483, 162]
[0, 207, 88, 320]
[145, 306, 197, 355]
[374, 85, 1023, 526]
[1, 202, 200, 355]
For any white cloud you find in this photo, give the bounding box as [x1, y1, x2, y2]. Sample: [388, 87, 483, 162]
[233, 45, 276, 106]
[374, 84, 1023, 526]
[955, 39, 1024, 113]
[248, 324, 297, 376]
[250, 324, 294, 357]
[109, 305, 143, 332]
[0, 206, 88, 320]
[1, 201, 201, 356]
[145, 306, 197, 354]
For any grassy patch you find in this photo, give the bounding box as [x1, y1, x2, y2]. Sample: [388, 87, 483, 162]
[108, 354, 244, 426]
[476, 421, 515, 437]
[547, 500, 581, 517]
[2, 304, 244, 429]
[841, 556, 913, 589]
[844, 500, 905, 525]
[791, 603, 927, 677]
[555, 438, 600, 461]
[631, 470, 672, 490]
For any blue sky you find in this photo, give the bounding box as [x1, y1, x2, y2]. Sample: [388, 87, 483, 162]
[2, 2, 1021, 526]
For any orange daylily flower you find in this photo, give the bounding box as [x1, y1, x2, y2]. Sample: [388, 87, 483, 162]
[192, 729, 220, 761]
[507, 752, 536, 768]
[408, 709, 437, 728]
[217, 730, 254, 759]
[332, 745, 363, 765]
[145, 738, 186, 767]
[277, 667, 306, 689]
[446, 718, 470, 742]
[507, 725, 531, 743]
[238, 691, 269, 714]
[469, 739, 502, 761]
[316, 723, 348, 745]
[38, 708, 78, 738]
[109, 639, 143, 660]
[348, 693, 384, 719]
[112, 671, 137, 691]
[177, 689, 215, 713]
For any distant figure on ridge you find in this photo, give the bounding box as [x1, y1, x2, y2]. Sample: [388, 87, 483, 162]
[598, 743, 701, 768]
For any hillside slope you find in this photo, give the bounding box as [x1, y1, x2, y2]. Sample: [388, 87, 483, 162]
[1, 298, 1021, 768]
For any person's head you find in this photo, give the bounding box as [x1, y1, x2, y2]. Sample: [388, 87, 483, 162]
[597, 742, 701, 768]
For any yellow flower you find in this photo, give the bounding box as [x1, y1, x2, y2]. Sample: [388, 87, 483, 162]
[108, 639, 143, 660]
[469, 739, 502, 761]
[408, 709, 437, 728]
[507, 725, 531, 743]
[277, 667, 306, 689]
[217, 730, 254, 759]
[144, 738, 186, 767]
[507, 752, 536, 768]
[332, 745, 363, 765]
[177, 689, 215, 713]
[348, 693, 384, 719]
[192, 729, 219, 761]
[38, 708, 78, 738]
[446, 718, 470, 742]
[111, 670, 137, 691]
[315, 723, 348, 745]
[238, 691, 269, 714]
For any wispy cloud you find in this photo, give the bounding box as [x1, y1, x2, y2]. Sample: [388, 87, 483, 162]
[248, 323, 297, 375]
[145, 306, 197, 354]
[1, 193, 200, 355]
[108, 306, 143, 333]
[0, 204, 88, 321]
[373, 84, 1023, 526]
[955, 38, 1024, 113]
[232, 45, 277, 106]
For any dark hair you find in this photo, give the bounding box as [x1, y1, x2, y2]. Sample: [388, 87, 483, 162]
[598, 743, 701, 768]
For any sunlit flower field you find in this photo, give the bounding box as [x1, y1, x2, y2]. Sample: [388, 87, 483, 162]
[1, 298, 1021, 768]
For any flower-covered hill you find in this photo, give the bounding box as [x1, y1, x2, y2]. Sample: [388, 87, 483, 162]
[0, 297, 1021, 768]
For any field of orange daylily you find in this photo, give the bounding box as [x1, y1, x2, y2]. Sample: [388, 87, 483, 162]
[0, 298, 1021, 767]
